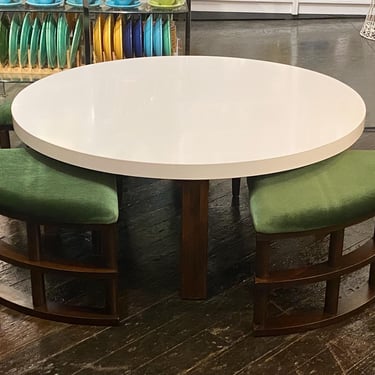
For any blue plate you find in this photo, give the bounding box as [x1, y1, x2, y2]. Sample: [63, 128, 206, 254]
[144, 14, 152, 57]
[133, 17, 142, 57]
[66, 0, 101, 6]
[153, 16, 162, 56]
[0, 0, 22, 6]
[105, 0, 140, 7]
[124, 18, 132, 58]
[26, 0, 63, 6]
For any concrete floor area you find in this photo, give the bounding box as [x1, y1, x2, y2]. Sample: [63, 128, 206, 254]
[191, 18, 375, 126]
[1, 16, 375, 375]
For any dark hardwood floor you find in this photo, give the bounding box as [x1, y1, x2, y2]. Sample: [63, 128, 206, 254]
[0, 130, 375, 374]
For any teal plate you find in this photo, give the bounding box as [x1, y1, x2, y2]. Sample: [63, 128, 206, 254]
[144, 14, 152, 57]
[19, 13, 32, 67]
[9, 14, 21, 67]
[105, 0, 141, 7]
[163, 17, 171, 56]
[70, 15, 82, 67]
[57, 13, 69, 68]
[66, 0, 101, 5]
[26, 0, 64, 7]
[0, 14, 10, 64]
[0, 0, 22, 6]
[153, 16, 162, 57]
[46, 15, 57, 68]
[29, 16, 41, 67]
[38, 16, 48, 67]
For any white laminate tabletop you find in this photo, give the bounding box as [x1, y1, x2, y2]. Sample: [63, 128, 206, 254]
[12, 56, 366, 180]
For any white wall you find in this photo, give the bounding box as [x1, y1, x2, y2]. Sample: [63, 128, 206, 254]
[192, 0, 370, 15]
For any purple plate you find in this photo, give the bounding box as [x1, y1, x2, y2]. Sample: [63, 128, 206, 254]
[133, 17, 142, 57]
[124, 18, 133, 58]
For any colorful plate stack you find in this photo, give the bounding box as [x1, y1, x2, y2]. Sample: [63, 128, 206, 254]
[0, 12, 83, 69]
[92, 13, 176, 62]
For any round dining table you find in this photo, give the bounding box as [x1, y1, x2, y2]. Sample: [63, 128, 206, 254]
[12, 56, 366, 300]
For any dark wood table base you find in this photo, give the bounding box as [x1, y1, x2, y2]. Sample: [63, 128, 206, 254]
[180, 180, 209, 299]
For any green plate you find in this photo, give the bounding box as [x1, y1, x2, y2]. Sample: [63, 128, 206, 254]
[0, 14, 10, 65]
[9, 14, 21, 67]
[38, 16, 48, 67]
[70, 15, 82, 68]
[163, 17, 171, 56]
[148, 0, 184, 8]
[19, 13, 32, 67]
[57, 13, 69, 68]
[29, 16, 41, 67]
[46, 14, 57, 68]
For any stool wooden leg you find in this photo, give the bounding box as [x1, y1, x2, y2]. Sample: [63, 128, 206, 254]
[324, 229, 344, 314]
[0, 130, 10, 149]
[102, 224, 119, 316]
[369, 226, 375, 287]
[232, 178, 241, 197]
[254, 239, 271, 327]
[92, 230, 102, 254]
[231, 178, 241, 206]
[27, 222, 47, 308]
[369, 263, 375, 288]
[116, 175, 123, 207]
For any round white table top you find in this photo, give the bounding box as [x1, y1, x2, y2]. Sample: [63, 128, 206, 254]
[12, 56, 366, 180]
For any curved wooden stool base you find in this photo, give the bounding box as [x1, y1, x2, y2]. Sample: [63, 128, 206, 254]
[254, 228, 375, 336]
[0, 284, 120, 326]
[255, 283, 375, 336]
[0, 223, 120, 326]
[0, 125, 12, 148]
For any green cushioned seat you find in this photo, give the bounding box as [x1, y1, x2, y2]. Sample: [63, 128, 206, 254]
[249, 150, 375, 234]
[0, 148, 118, 224]
[0, 101, 12, 126]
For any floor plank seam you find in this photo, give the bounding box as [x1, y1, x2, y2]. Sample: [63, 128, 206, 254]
[69, 310, 194, 375]
[233, 333, 308, 375]
[71, 281, 251, 375]
[181, 332, 254, 374]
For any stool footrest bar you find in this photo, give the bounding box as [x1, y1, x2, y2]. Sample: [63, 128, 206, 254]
[254, 283, 375, 336]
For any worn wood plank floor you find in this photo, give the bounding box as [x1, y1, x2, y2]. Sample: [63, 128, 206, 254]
[0, 130, 374, 374]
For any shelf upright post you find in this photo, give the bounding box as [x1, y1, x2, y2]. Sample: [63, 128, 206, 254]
[185, 0, 191, 55]
[83, 0, 92, 64]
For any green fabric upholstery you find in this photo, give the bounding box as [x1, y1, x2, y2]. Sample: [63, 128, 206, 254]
[0, 148, 118, 224]
[0, 101, 12, 126]
[249, 150, 375, 234]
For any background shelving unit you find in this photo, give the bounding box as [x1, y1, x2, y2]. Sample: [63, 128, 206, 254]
[0, 0, 190, 84]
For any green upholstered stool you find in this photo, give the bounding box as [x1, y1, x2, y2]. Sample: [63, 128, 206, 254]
[249, 150, 375, 336]
[0, 100, 12, 148]
[0, 148, 120, 325]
